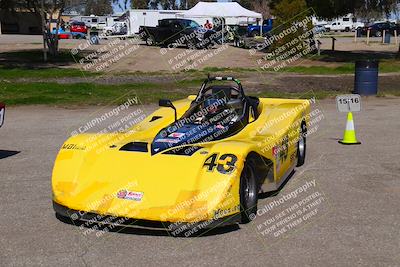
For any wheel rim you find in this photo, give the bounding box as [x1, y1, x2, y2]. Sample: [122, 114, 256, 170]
[147, 36, 154, 46]
[298, 133, 305, 158]
[244, 165, 256, 208]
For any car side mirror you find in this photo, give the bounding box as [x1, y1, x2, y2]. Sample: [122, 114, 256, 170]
[159, 99, 177, 121]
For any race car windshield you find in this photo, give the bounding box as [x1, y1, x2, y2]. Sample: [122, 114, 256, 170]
[180, 90, 244, 127]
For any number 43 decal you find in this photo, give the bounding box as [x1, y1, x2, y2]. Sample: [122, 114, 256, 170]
[203, 153, 238, 174]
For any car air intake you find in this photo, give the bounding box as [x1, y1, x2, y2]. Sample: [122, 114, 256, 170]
[120, 142, 148, 152]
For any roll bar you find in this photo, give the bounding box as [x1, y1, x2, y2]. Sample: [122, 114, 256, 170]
[197, 75, 245, 101]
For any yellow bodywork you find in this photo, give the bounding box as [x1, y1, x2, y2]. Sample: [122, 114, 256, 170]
[52, 96, 310, 223]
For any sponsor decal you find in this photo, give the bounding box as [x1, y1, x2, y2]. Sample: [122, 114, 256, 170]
[61, 143, 86, 150]
[117, 190, 144, 201]
[213, 205, 240, 219]
[154, 138, 180, 144]
[168, 132, 185, 138]
[273, 145, 281, 172]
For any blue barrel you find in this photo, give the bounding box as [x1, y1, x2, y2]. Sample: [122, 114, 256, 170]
[354, 60, 379, 95]
[89, 31, 99, 45]
[384, 30, 391, 44]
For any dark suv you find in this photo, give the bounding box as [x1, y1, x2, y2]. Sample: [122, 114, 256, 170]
[360, 22, 400, 37]
[139, 19, 220, 49]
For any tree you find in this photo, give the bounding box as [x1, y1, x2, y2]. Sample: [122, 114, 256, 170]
[85, 0, 112, 15]
[114, 0, 130, 11]
[236, 0, 271, 18]
[159, 0, 178, 10]
[303, 0, 399, 19]
[131, 0, 148, 9]
[269, 0, 313, 53]
[0, 0, 82, 60]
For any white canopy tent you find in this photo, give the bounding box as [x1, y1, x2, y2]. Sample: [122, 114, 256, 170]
[182, 2, 263, 43]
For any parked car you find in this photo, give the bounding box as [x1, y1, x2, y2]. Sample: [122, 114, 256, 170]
[248, 19, 273, 37]
[0, 103, 5, 128]
[51, 28, 86, 39]
[70, 21, 88, 34]
[325, 21, 353, 32]
[103, 22, 127, 36]
[139, 19, 219, 49]
[360, 22, 400, 37]
[314, 24, 326, 34]
[51, 28, 71, 39]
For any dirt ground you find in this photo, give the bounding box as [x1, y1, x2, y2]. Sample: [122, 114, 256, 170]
[0, 34, 399, 72]
[0, 97, 399, 266]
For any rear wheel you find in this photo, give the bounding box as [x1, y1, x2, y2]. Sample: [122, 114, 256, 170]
[240, 159, 258, 223]
[146, 35, 156, 46]
[186, 39, 197, 49]
[375, 31, 382, 37]
[296, 123, 307, 167]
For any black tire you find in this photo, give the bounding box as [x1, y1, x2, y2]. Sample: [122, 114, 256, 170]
[186, 39, 197, 50]
[240, 159, 258, 223]
[345, 27, 350, 32]
[375, 31, 382, 37]
[296, 123, 307, 167]
[146, 35, 156, 46]
[250, 31, 258, 37]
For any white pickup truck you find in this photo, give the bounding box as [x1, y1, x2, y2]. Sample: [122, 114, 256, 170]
[325, 17, 364, 32]
[0, 103, 5, 128]
[325, 21, 353, 32]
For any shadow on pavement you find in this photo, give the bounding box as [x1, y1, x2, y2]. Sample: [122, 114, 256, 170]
[55, 212, 240, 238]
[0, 150, 20, 159]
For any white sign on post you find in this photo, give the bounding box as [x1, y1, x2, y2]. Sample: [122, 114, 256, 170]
[0, 106, 4, 128]
[336, 94, 361, 113]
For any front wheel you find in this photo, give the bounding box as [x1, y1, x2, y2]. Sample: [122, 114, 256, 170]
[250, 31, 258, 37]
[240, 159, 258, 223]
[375, 31, 382, 37]
[296, 123, 307, 167]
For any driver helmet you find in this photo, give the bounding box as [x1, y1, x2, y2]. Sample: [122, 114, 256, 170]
[203, 98, 226, 116]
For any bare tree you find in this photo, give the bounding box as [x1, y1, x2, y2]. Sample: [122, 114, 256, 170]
[85, 0, 112, 15]
[113, 0, 129, 11]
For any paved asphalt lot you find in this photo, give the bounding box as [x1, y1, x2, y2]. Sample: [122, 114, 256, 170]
[0, 97, 399, 266]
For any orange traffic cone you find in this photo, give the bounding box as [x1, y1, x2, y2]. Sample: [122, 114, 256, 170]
[339, 112, 361, 145]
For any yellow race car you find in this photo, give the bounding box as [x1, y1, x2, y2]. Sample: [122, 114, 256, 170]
[52, 77, 310, 232]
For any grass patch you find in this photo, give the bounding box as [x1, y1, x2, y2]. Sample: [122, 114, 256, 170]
[1, 81, 397, 106]
[0, 82, 196, 105]
[0, 80, 346, 106]
[276, 65, 354, 74]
